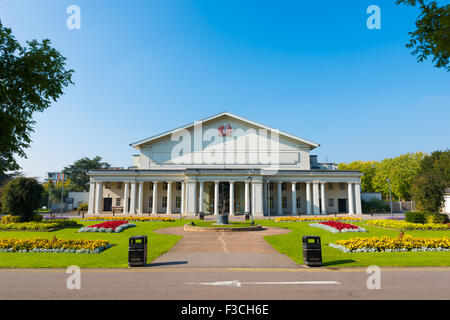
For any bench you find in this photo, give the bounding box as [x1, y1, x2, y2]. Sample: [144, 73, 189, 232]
[111, 206, 123, 214]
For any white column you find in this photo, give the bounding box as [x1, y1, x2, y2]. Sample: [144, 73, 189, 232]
[291, 182, 297, 216]
[94, 181, 102, 214]
[320, 183, 327, 215]
[129, 182, 136, 214]
[181, 181, 185, 215]
[306, 182, 312, 215]
[277, 182, 283, 215]
[348, 182, 355, 214]
[251, 180, 264, 216]
[355, 182, 362, 215]
[199, 181, 204, 213]
[229, 181, 235, 215]
[88, 181, 95, 214]
[166, 181, 172, 214]
[263, 181, 268, 215]
[312, 182, 320, 214]
[123, 182, 129, 214]
[214, 181, 219, 215]
[185, 181, 197, 215]
[152, 181, 158, 214]
[245, 181, 251, 213]
[137, 181, 144, 214]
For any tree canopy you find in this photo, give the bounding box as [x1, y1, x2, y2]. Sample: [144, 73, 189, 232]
[397, 0, 450, 71]
[62, 156, 110, 191]
[339, 152, 425, 200]
[1, 177, 43, 221]
[0, 20, 74, 174]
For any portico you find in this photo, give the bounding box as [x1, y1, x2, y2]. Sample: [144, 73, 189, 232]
[88, 112, 363, 216]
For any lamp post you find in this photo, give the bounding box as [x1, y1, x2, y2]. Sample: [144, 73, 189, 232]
[387, 178, 393, 217]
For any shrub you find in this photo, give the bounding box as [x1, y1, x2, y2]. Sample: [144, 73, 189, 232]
[1, 215, 21, 224]
[1, 178, 44, 221]
[425, 213, 449, 224]
[405, 211, 426, 224]
[77, 202, 88, 212]
[32, 214, 43, 222]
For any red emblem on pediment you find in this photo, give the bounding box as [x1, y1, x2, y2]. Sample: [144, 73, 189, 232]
[218, 123, 232, 136]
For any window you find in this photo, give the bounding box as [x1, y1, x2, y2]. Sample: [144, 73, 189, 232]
[269, 182, 274, 191]
[176, 182, 181, 191]
[149, 196, 153, 209]
[281, 182, 287, 191]
[163, 182, 168, 190]
[339, 183, 345, 190]
[117, 182, 122, 189]
[105, 182, 111, 189]
[269, 196, 274, 209]
[176, 196, 181, 208]
[296, 197, 301, 209]
[149, 183, 153, 190]
[328, 199, 335, 208]
[282, 196, 287, 208]
[296, 183, 300, 191]
[328, 183, 334, 190]
[162, 196, 167, 208]
[115, 198, 121, 206]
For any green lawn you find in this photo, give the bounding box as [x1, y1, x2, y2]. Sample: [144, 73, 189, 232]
[0, 219, 186, 268]
[258, 220, 450, 267]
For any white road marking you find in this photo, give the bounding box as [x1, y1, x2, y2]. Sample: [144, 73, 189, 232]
[185, 280, 340, 287]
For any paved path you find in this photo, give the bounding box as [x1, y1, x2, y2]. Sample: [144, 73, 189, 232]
[151, 226, 298, 268]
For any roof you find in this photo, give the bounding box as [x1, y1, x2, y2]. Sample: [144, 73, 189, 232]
[130, 111, 320, 149]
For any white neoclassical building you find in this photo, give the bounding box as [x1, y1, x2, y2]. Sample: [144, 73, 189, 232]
[87, 112, 363, 216]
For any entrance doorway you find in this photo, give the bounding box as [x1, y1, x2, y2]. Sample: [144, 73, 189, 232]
[103, 198, 112, 212]
[338, 199, 347, 213]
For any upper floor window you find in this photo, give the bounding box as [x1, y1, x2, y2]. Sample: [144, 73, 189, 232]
[328, 183, 334, 190]
[117, 182, 122, 189]
[176, 182, 181, 191]
[296, 197, 301, 209]
[163, 182, 168, 190]
[339, 183, 345, 190]
[281, 182, 287, 191]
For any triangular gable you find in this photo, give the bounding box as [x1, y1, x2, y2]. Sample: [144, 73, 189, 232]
[130, 111, 320, 150]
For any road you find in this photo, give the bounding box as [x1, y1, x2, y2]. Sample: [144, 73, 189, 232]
[1, 267, 449, 300]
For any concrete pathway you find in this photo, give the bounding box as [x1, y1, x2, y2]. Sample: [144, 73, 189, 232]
[151, 226, 299, 269]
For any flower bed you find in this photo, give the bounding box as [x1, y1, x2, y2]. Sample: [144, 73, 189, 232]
[0, 220, 78, 231]
[309, 220, 366, 233]
[330, 235, 450, 253]
[274, 216, 362, 223]
[83, 216, 175, 222]
[78, 220, 135, 233]
[366, 219, 449, 231]
[0, 238, 111, 253]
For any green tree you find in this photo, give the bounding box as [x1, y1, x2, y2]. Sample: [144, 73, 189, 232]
[372, 152, 424, 200]
[397, 0, 450, 71]
[0, 21, 74, 174]
[62, 156, 110, 191]
[412, 149, 450, 213]
[338, 161, 377, 192]
[1, 177, 43, 221]
[42, 179, 75, 208]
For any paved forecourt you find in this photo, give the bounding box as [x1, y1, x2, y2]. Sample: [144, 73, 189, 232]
[151, 225, 298, 269]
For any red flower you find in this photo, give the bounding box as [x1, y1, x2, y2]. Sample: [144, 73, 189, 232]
[87, 220, 129, 231]
[319, 220, 359, 231]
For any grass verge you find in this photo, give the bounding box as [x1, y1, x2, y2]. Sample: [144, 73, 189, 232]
[258, 219, 450, 267]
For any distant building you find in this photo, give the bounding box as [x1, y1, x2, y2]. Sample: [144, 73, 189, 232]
[45, 172, 66, 184]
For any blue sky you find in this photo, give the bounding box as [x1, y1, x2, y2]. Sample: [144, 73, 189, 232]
[1, 0, 449, 179]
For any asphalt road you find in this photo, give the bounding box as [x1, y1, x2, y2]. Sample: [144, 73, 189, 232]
[1, 267, 449, 300]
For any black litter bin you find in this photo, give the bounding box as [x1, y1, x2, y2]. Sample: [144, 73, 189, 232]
[199, 212, 205, 220]
[302, 236, 322, 267]
[245, 213, 250, 221]
[128, 235, 147, 267]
